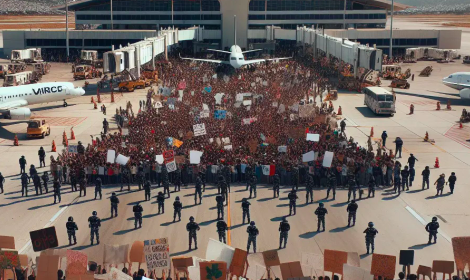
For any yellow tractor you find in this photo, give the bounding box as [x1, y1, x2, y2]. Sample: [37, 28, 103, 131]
[27, 119, 51, 138]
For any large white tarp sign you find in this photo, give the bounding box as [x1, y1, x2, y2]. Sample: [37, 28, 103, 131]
[190, 150, 203, 164]
[193, 123, 207, 136]
[155, 155, 164, 164]
[166, 160, 177, 172]
[115, 154, 129, 165]
[107, 150, 116, 163]
[302, 151, 315, 162]
[306, 134, 320, 142]
[144, 238, 170, 270]
[322, 151, 334, 167]
[205, 238, 235, 268]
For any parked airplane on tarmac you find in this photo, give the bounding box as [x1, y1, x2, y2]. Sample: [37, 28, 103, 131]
[442, 72, 470, 99]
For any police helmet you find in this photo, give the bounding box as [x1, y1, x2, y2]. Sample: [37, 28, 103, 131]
[242, 198, 247, 202]
[319, 202, 324, 207]
[158, 191, 163, 195]
[432, 217, 438, 222]
[368, 222, 374, 227]
[176, 196, 180, 200]
[282, 217, 287, 222]
[68, 216, 74, 222]
[351, 200, 355, 204]
[405, 166, 409, 170]
[92, 211, 97, 216]
[250, 221, 255, 226]
[78, 141, 82, 144]
[189, 216, 195, 221]
[112, 192, 116, 196]
[21, 155, 25, 158]
[96, 177, 101, 181]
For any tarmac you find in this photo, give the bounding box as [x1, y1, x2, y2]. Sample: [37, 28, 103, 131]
[0, 59, 469, 275]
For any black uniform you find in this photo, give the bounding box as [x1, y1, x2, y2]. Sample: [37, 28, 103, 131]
[41, 173, 49, 193]
[448, 174, 457, 194]
[216, 195, 225, 220]
[144, 181, 151, 201]
[19, 157, 26, 174]
[77, 142, 85, 155]
[291, 167, 299, 190]
[79, 169, 87, 197]
[246, 224, 259, 253]
[133, 204, 143, 229]
[137, 170, 145, 191]
[161, 167, 170, 197]
[326, 172, 336, 199]
[346, 202, 358, 227]
[273, 175, 280, 198]
[242, 200, 251, 223]
[305, 175, 314, 204]
[368, 177, 375, 198]
[199, 168, 206, 192]
[53, 180, 61, 203]
[33, 174, 42, 195]
[223, 165, 231, 193]
[288, 191, 298, 216]
[174, 169, 182, 192]
[314, 206, 328, 231]
[173, 200, 183, 222]
[426, 221, 440, 244]
[217, 220, 228, 244]
[186, 221, 200, 250]
[401, 169, 410, 191]
[364, 226, 378, 254]
[220, 179, 228, 203]
[110, 195, 119, 217]
[66, 220, 78, 245]
[20, 173, 30, 197]
[120, 168, 131, 191]
[94, 178, 102, 199]
[157, 192, 165, 214]
[422, 168, 430, 190]
[88, 215, 101, 245]
[249, 175, 257, 198]
[38, 148, 46, 168]
[347, 177, 356, 202]
[245, 165, 252, 190]
[0, 173, 4, 193]
[279, 220, 290, 249]
[70, 172, 77, 192]
[195, 176, 203, 204]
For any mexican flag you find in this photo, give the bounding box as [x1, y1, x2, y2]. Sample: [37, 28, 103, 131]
[262, 165, 276, 176]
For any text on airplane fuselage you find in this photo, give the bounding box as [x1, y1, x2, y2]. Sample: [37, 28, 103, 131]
[32, 86, 63, 95]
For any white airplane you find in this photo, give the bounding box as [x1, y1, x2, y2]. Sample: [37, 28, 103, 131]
[0, 82, 85, 119]
[442, 72, 470, 99]
[180, 16, 291, 69]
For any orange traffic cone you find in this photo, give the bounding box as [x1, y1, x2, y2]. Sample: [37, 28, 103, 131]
[13, 134, 19, 146]
[97, 87, 101, 103]
[434, 157, 440, 168]
[436, 101, 441, 111]
[62, 131, 68, 146]
[460, 122, 463, 129]
[91, 96, 94, 103]
[93, 101, 97, 109]
[424, 131, 429, 142]
[51, 140, 57, 152]
[70, 127, 76, 140]
[447, 99, 451, 110]
[370, 127, 374, 137]
[389, 149, 394, 159]
[111, 91, 115, 103]
[337, 106, 342, 115]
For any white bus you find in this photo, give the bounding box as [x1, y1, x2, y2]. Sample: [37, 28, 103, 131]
[363, 87, 396, 116]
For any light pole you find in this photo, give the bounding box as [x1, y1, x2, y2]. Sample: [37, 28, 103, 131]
[66, 0, 69, 60]
[343, 0, 347, 29]
[389, 0, 394, 59]
[110, 0, 113, 30]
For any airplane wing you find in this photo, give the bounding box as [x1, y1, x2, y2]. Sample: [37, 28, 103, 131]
[265, 56, 293, 62]
[179, 54, 226, 64]
[206, 49, 232, 54]
[242, 49, 263, 54]
[0, 99, 28, 111]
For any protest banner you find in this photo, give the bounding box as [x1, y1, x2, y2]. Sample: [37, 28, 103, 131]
[67, 145, 78, 153]
[103, 244, 130, 264]
[193, 124, 207, 137]
[19, 254, 29, 267]
[190, 151, 203, 164]
[280, 261, 304, 279]
[66, 250, 88, 277]
[224, 145, 233, 150]
[214, 110, 227, 120]
[205, 238, 235, 268]
[370, 254, 396, 280]
[129, 241, 145, 263]
[302, 151, 315, 163]
[278, 146, 287, 153]
[262, 250, 280, 267]
[347, 252, 360, 268]
[432, 260, 454, 279]
[452, 237, 470, 271]
[242, 117, 257, 125]
[36, 255, 60, 280]
[0, 236, 15, 250]
[115, 154, 130, 165]
[323, 151, 334, 167]
[166, 160, 177, 172]
[229, 249, 248, 277]
[30, 226, 58, 252]
[163, 150, 175, 163]
[306, 134, 320, 142]
[324, 249, 348, 275]
[0, 250, 20, 269]
[199, 261, 227, 280]
[107, 150, 116, 163]
[156, 155, 164, 164]
[144, 238, 170, 271]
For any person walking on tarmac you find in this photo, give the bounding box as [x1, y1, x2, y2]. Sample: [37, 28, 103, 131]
[102, 118, 109, 134]
[347, 200, 358, 227]
[110, 192, 119, 218]
[368, 177, 376, 198]
[447, 172, 457, 194]
[242, 198, 251, 224]
[340, 119, 346, 133]
[401, 166, 410, 191]
[426, 217, 440, 244]
[407, 154, 418, 169]
[279, 217, 290, 249]
[381, 131, 388, 147]
[435, 174, 446, 196]
[53, 178, 61, 204]
[249, 174, 257, 198]
[288, 189, 298, 216]
[19, 155, 27, 174]
[246, 221, 259, 253]
[305, 174, 314, 204]
[88, 211, 101, 245]
[364, 222, 378, 254]
[66, 217, 78, 246]
[94, 177, 102, 200]
[422, 166, 430, 190]
[273, 174, 280, 198]
[393, 137, 404, 158]
[315, 203, 328, 232]
[326, 170, 336, 200]
[38, 147, 46, 168]
[173, 196, 183, 222]
[33, 173, 42, 195]
[217, 219, 228, 244]
[133, 202, 143, 229]
[144, 180, 151, 201]
[157, 191, 165, 214]
[21, 172, 30, 197]
[41, 171, 49, 193]
[216, 195, 225, 220]
[186, 216, 200, 250]
[195, 175, 203, 205]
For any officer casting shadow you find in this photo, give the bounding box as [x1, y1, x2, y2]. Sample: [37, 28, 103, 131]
[425, 193, 452, 199]
[257, 197, 275, 202]
[382, 194, 400, 200]
[408, 243, 432, 250]
[199, 219, 219, 226]
[330, 226, 350, 233]
[299, 231, 320, 239]
[113, 228, 136, 235]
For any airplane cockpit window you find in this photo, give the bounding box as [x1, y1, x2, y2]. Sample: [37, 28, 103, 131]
[448, 75, 453, 78]
[239, 57, 244, 60]
[231, 57, 236, 60]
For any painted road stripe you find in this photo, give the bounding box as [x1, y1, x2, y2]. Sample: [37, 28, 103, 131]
[227, 192, 232, 246]
[405, 206, 451, 243]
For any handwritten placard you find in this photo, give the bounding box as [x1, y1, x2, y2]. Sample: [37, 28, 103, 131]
[144, 238, 170, 270]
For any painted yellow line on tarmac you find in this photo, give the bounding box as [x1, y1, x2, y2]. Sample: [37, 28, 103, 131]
[227, 192, 232, 246]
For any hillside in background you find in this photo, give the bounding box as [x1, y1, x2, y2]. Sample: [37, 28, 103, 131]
[396, 0, 469, 6]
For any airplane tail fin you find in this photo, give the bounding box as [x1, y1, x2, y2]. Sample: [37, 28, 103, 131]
[234, 15, 237, 46]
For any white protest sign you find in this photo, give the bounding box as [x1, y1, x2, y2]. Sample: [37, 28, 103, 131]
[322, 151, 334, 167]
[236, 93, 244, 102]
[144, 238, 170, 271]
[190, 151, 203, 164]
[107, 150, 116, 163]
[115, 154, 129, 165]
[205, 238, 235, 268]
[306, 133, 320, 142]
[224, 145, 233, 150]
[222, 137, 230, 144]
[193, 123, 207, 137]
[302, 151, 315, 162]
[155, 101, 163, 109]
[278, 104, 285, 113]
[200, 110, 210, 118]
[242, 117, 257, 125]
[121, 128, 129, 136]
[155, 155, 164, 164]
[278, 146, 287, 153]
[108, 267, 132, 280]
[243, 100, 252, 106]
[166, 160, 177, 172]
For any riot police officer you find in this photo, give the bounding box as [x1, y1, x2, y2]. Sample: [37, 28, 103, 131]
[326, 171, 336, 200]
[21, 172, 30, 197]
[133, 202, 143, 229]
[401, 166, 410, 191]
[110, 192, 119, 218]
[426, 217, 440, 244]
[94, 177, 102, 200]
[242, 198, 251, 224]
[53, 178, 61, 204]
[364, 222, 378, 254]
[33, 173, 42, 195]
[273, 174, 280, 198]
[88, 211, 101, 245]
[137, 169, 145, 191]
[216, 195, 225, 220]
[246, 221, 259, 253]
[288, 189, 298, 216]
[217, 219, 228, 244]
[315, 203, 328, 232]
[144, 180, 151, 201]
[174, 168, 182, 192]
[223, 165, 231, 193]
[120, 167, 131, 191]
[41, 171, 49, 193]
[305, 174, 314, 204]
[186, 216, 200, 250]
[347, 175, 356, 202]
[346, 200, 358, 227]
[79, 169, 87, 197]
[161, 166, 170, 198]
[66, 217, 78, 246]
[195, 176, 203, 205]
[292, 166, 299, 190]
[157, 191, 165, 214]
[0, 172, 4, 194]
[173, 196, 183, 222]
[220, 176, 228, 203]
[103, 118, 109, 134]
[77, 141, 85, 155]
[198, 165, 206, 192]
[19, 155, 27, 174]
[249, 174, 257, 198]
[70, 170, 77, 192]
[245, 164, 252, 191]
[368, 177, 375, 198]
[279, 217, 290, 249]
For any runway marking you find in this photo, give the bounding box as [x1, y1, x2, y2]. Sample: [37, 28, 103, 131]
[31, 116, 87, 127]
[227, 192, 232, 246]
[444, 124, 470, 149]
[405, 206, 451, 243]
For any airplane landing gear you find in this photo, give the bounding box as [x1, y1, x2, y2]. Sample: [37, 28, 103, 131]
[63, 100, 68, 107]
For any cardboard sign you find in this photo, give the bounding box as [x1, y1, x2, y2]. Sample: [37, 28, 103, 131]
[452, 237, 470, 270]
[156, 155, 164, 164]
[347, 252, 360, 267]
[399, 250, 414, 266]
[166, 160, 177, 173]
[432, 260, 454, 274]
[19, 254, 29, 267]
[66, 250, 88, 277]
[214, 110, 227, 120]
[417, 265, 432, 280]
[324, 249, 348, 275]
[262, 250, 281, 267]
[245, 263, 266, 280]
[173, 257, 194, 269]
[371, 254, 396, 279]
[190, 151, 203, 164]
[0, 250, 20, 269]
[30, 226, 58, 252]
[278, 146, 287, 153]
[144, 238, 170, 270]
[107, 150, 116, 163]
[163, 150, 175, 163]
[306, 134, 320, 142]
[205, 238, 235, 268]
[129, 241, 145, 263]
[103, 244, 130, 264]
[193, 123, 207, 137]
[229, 249, 248, 277]
[199, 261, 227, 280]
[323, 151, 334, 168]
[115, 154, 129, 165]
[280, 261, 304, 279]
[36, 255, 60, 280]
[242, 117, 257, 125]
[343, 264, 374, 280]
[108, 267, 133, 280]
[0, 236, 15, 249]
[302, 151, 315, 163]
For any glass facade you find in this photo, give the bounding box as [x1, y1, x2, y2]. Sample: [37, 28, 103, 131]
[76, 0, 220, 11]
[357, 38, 438, 46]
[250, 0, 356, 11]
[26, 38, 141, 47]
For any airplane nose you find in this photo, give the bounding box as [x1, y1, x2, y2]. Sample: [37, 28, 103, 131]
[79, 88, 85, 95]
